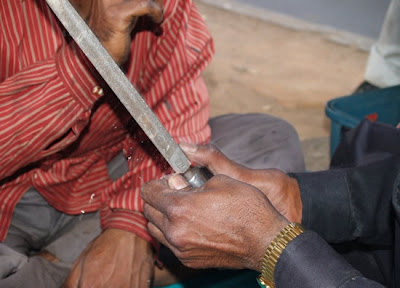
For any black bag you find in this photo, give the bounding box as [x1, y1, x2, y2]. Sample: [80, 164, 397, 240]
[331, 118, 400, 168]
[329, 118, 400, 287]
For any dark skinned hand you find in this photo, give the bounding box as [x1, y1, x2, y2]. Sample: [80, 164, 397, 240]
[69, 0, 164, 65]
[142, 174, 289, 272]
[63, 228, 154, 288]
[179, 143, 303, 223]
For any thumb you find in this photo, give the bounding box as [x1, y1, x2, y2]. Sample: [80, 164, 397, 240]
[165, 174, 189, 190]
[180, 143, 245, 177]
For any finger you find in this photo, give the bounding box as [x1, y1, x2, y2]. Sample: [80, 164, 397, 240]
[152, 0, 165, 21]
[204, 174, 238, 190]
[117, 0, 164, 24]
[144, 0, 164, 23]
[167, 174, 189, 190]
[180, 143, 243, 176]
[143, 203, 165, 229]
[147, 222, 173, 252]
[62, 258, 84, 288]
[141, 178, 170, 206]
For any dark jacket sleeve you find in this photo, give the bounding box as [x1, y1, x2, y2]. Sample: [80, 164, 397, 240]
[275, 231, 384, 288]
[289, 155, 400, 245]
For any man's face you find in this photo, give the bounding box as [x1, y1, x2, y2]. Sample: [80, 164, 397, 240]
[65, 0, 164, 65]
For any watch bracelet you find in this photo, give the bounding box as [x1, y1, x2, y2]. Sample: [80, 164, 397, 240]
[257, 222, 305, 288]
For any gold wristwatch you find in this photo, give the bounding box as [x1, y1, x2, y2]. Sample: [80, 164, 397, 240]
[257, 222, 305, 288]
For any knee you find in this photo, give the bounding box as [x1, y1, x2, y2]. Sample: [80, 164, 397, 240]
[252, 114, 301, 145]
[251, 114, 305, 172]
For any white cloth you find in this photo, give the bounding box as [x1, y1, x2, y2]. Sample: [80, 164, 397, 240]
[365, 0, 400, 87]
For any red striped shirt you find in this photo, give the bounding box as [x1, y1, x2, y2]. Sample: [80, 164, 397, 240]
[0, 0, 214, 244]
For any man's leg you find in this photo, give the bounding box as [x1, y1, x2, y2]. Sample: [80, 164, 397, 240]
[0, 244, 28, 279]
[209, 113, 305, 172]
[0, 152, 129, 287]
[365, 0, 400, 88]
[0, 187, 95, 288]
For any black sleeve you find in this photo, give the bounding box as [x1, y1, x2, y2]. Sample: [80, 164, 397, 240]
[275, 231, 384, 288]
[289, 155, 400, 245]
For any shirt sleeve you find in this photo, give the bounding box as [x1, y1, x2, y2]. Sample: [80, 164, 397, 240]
[274, 231, 384, 288]
[0, 40, 103, 180]
[289, 155, 400, 245]
[99, 0, 214, 244]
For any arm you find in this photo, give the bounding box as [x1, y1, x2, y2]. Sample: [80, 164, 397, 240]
[64, 1, 213, 287]
[0, 1, 104, 179]
[182, 142, 399, 245]
[141, 171, 384, 287]
[290, 155, 400, 244]
[0, 0, 162, 180]
[275, 231, 384, 288]
[141, 144, 386, 288]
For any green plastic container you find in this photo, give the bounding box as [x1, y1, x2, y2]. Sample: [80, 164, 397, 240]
[325, 85, 400, 156]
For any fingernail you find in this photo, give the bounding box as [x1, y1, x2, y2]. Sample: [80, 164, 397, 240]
[180, 142, 197, 153]
[168, 175, 189, 190]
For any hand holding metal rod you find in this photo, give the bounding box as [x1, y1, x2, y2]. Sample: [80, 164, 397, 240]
[45, 0, 211, 187]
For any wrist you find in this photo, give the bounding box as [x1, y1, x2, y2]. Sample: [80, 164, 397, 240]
[250, 217, 289, 272]
[257, 222, 305, 288]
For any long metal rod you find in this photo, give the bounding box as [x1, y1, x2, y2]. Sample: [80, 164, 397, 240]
[45, 0, 191, 174]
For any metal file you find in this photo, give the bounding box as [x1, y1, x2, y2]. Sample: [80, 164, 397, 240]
[45, 0, 192, 174]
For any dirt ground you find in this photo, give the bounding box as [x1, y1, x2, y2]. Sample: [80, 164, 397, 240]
[194, 1, 370, 170]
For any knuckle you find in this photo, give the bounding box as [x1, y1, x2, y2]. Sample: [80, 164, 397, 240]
[142, 204, 149, 216]
[165, 197, 187, 219]
[168, 227, 189, 247]
[146, 0, 163, 13]
[207, 144, 220, 155]
[207, 144, 225, 160]
[173, 250, 187, 261]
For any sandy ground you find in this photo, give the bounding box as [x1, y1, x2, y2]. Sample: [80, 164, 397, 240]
[193, 1, 370, 170]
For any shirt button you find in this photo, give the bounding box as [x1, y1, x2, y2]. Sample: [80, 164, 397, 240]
[33, 173, 38, 180]
[92, 86, 104, 97]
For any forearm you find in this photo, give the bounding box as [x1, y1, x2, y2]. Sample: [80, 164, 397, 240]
[290, 155, 400, 244]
